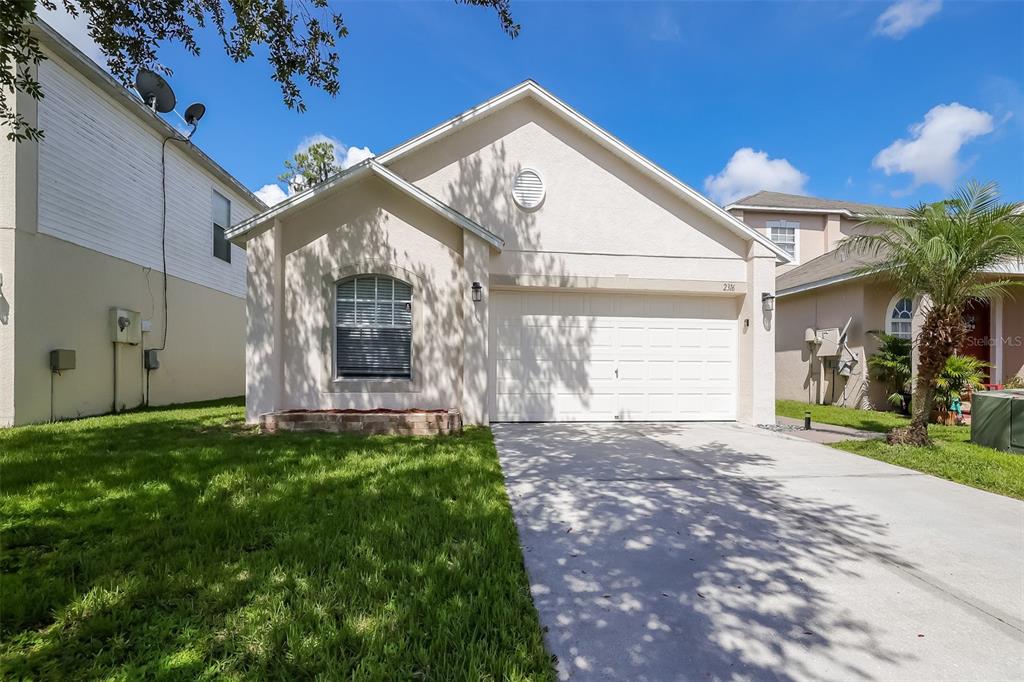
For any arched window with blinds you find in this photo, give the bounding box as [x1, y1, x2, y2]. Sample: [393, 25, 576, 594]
[335, 275, 413, 378]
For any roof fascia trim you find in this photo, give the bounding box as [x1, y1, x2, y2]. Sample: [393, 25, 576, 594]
[226, 161, 503, 250]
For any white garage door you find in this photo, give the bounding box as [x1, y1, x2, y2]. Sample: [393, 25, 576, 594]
[490, 291, 738, 422]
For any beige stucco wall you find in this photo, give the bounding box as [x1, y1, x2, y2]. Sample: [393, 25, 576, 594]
[775, 280, 900, 409]
[1, 73, 37, 425]
[741, 211, 826, 274]
[244, 96, 779, 425]
[396, 97, 775, 424]
[245, 175, 480, 422]
[0, 228, 14, 425]
[392, 97, 751, 285]
[9, 230, 244, 424]
[734, 211, 887, 276]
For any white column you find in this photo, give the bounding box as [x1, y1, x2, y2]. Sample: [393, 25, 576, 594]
[245, 220, 284, 422]
[993, 297, 1004, 385]
[461, 234, 490, 425]
[739, 242, 777, 424]
[824, 213, 842, 252]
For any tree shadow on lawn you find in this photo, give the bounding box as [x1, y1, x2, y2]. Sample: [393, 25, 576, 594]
[495, 423, 916, 681]
[0, 409, 552, 679]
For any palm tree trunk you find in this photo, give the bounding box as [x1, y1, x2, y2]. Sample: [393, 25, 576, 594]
[888, 306, 964, 446]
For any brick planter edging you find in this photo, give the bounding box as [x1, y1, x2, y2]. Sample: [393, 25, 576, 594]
[260, 410, 463, 436]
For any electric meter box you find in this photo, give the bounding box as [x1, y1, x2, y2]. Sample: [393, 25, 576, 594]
[49, 349, 76, 372]
[110, 308, 142, 345]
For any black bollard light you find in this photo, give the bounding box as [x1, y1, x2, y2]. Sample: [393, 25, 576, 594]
[804, 411, 812, 430]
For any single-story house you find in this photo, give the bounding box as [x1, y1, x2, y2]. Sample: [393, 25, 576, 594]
[227, 81, 790, 425]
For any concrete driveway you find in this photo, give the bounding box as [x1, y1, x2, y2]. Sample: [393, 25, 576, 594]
[493, 422, 1024, 681]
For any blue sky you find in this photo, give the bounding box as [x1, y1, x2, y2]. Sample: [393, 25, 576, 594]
[44, 1, 1023, 208]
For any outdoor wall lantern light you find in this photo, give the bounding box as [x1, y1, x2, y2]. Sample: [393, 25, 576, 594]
[761, 292, 776, 312]
[471, 281, 483, 303]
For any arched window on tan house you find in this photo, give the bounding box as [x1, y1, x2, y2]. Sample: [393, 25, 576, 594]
[886, 295, 913, 340]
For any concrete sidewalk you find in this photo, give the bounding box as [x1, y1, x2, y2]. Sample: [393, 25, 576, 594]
[774, 415, 885, 444]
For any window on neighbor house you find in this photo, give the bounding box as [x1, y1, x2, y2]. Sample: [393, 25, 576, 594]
[888, 297, 913, 340]
[213, 191, 231, 263]
[335, 275, 413, 379]
[766, 219, 799, 261]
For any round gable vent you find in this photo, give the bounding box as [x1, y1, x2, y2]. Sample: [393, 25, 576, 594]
[512, 168, 545, 209]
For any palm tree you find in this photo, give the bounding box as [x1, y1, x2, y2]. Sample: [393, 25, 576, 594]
[840, 182, 1024, 445]
[867, 332, 912, 413]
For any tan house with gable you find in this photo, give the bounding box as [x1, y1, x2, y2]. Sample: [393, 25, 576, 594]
[726, 190, 905, 274]
[729, 191, 1024, 408]
[229, 81, 790, 426]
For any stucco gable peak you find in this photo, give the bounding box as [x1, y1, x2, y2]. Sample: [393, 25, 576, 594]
[376, 80, 791, 264]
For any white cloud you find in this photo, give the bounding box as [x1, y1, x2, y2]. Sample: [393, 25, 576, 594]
[874, 0, 942, 39]
[704, 148, 809, 205]
[295, 134, 375, 170]
[341, 145, 375, 168]
[873, 103, 994, 190]
[37, 4, 105, 67]
[255, 134, 374, 206]
[254, 183, 289, 206]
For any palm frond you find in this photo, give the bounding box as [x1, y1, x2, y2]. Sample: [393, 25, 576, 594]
[840, 182, 1024, 309]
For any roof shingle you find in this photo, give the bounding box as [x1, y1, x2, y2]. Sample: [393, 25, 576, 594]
[776, 249, 882, 294]
[729, 191, 907, 217]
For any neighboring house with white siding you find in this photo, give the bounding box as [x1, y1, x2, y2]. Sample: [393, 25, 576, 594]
[0, 20, 264, 426]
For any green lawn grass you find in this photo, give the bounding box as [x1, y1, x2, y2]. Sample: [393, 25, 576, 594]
[777, 399, 1024, 500]
[0, 399, 553, 680]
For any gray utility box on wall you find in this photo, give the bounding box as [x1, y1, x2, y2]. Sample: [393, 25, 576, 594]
[971, 390, 1024, 454]
[49, 349, 76, 372]
[110, 307, 142, 345]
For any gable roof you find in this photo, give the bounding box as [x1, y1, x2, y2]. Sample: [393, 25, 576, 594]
[231, 80, 792, 261]
[776, 250, 881, 296]
[727, 191, 908, 218]
[33, 19, 265, 211]
[777, 249, 1024, 297]
[225, 159, 504, 250]
[374, 80, 791, 263]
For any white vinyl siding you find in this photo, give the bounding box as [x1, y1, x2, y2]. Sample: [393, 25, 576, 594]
[335, 276, 413, 378]
[490, 291, 737, 421]
[767, 219, 799, 263]
[35, 54, 258, 299]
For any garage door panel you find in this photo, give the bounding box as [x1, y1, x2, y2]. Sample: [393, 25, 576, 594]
[704, 327, 736, 350]
[646, 360, 676, 382]
[647, 327, 676, 347]
[522, 292, 555, 314]
[490, 291, 737, 422]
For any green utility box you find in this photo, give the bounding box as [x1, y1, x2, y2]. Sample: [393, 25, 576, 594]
[971, 390, 1024, 454]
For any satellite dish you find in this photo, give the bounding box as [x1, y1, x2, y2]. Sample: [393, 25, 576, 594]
[183, 102, 206, 126]
[135, 69, 176, 113]
[838, 316, 853, 343]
